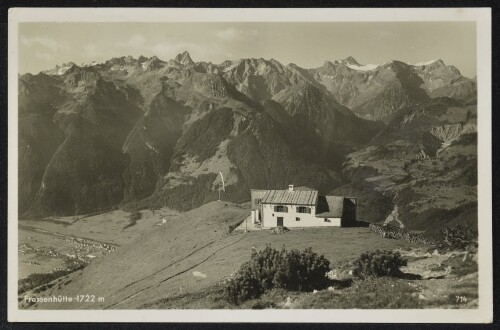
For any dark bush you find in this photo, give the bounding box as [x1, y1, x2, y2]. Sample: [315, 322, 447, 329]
[225, 245, 331, 304]
[352, 250, 407, 279]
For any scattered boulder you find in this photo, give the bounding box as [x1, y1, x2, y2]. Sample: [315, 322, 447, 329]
[192, 271, 207, 278]
[325, 270, 338, 280]
[271, 226, 290, 235]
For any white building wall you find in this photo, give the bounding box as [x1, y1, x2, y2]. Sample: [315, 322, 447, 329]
[261, 203, 341, 228]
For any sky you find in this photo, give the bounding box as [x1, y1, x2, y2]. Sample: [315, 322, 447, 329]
[19, 22, 477, 77]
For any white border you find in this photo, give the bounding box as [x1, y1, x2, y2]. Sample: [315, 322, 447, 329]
[8, 7, 492, 323]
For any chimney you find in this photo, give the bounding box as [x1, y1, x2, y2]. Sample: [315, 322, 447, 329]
[288, 184, 294, 191]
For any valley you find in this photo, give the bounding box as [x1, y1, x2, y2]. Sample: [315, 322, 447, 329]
[17, 51, 479, 310]
[18, 207, 179, 280]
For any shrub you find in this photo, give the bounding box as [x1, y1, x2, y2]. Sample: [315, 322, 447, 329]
[352, 250, 407, 279]
[437, 225, 478, 251]
[225, 245, 331, 304]
[123, 209, 142, 230]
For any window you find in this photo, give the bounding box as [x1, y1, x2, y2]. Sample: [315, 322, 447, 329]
[296, 217, 300, 221]
[297, 206, 311, 214]
[274, 205, 288, 213]
[254, 198, 262, 205]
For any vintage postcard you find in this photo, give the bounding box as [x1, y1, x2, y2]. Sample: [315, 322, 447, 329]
[8, 7, 492, 323]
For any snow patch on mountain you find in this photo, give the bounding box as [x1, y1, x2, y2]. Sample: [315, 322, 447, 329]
[414, 59, 440, 66]
[44, 62, 77, 75]
[82, 61, 99, 67]
[346, 63, 380, 71]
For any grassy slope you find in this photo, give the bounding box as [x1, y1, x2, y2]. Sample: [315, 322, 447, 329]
[24, 201, 248, 309]
[24, 201, 414, 310]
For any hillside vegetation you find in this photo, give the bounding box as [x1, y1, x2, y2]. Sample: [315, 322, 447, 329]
[342, 98, 477, 231]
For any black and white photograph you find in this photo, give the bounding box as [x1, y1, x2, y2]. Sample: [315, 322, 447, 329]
[7, 7, 492, 323]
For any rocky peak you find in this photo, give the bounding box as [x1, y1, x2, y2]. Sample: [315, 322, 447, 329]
[63, 65, 101, 88]
[62, 62, 77, 68]
[380, 60, 411, 72]
[175, 51, 194, 65]
[415, 59, 463, 77]
[447, 65, 461, 75]
[105, 57, 126, 66]
[137, 55, 148, 63]
[287, 63, 301, 70]
[268, 58, 283, 66]
[340, 56, 360, 66]
[220, 60, 233, 67]
[142, 56, 165, 71]
[414, 59, 445, 67]
[321, 60, 338, 70]
[434, 59, 445, 66]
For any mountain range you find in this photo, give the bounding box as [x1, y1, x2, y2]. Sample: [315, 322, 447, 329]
[19, 52, 477, 230]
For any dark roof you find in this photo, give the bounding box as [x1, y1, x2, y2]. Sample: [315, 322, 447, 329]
[261, 189, 318, 206]
[315, 196, 344, 218]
